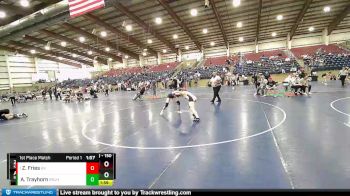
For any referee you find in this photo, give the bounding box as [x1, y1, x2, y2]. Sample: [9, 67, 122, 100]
[210, 72, 222, 103]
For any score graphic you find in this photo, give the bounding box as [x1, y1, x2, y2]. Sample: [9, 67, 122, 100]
[7, 153, 116, 186]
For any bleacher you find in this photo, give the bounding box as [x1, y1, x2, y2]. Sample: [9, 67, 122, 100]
[291, 44, 348, 59]
[291, 44, 350, 71]
[103, 62, 179, 77]
[104, 67, 143, 77]
[241, 50, 298, 75]
[244, 50, 287, 61]
[148, 62, 179, 72]
[204, 56, 228, 66]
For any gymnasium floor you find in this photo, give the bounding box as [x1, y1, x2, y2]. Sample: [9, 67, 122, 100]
[1, 81, 350, 189]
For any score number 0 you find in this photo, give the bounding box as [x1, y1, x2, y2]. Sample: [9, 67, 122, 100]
[103, 161, 109, 178]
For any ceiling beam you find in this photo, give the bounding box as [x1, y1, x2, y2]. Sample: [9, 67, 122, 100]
[0, 0, 62, 26]
[113, 2, 177, 52]
[0, 45, 81, 68]
[327, 4, 350, 35]
[0, 4, 33, 15]
[23, 35, 107, 65]
[209, 0, 229, 48]
[8, 41, 93, 67]
[289, 0, 313, 40]
[40, 29, 122, 63]
[157, 0, 201, 51]
[83, 13, 158, 57]
[61, 23, 139, 59]
[255, 0, 262, 43]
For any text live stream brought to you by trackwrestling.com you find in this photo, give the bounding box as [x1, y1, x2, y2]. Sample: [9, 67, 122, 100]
[1, 189, 193, 196]
[4, 189, 350, 195]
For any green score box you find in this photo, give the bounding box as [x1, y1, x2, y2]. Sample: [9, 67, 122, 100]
[86, 174, 99, 186]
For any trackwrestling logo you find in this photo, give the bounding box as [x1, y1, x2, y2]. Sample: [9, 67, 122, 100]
[2, 189, 56, 196]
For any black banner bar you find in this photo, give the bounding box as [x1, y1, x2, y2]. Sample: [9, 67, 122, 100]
[7, 153, 9, 179]
[7, 153, 115, 162]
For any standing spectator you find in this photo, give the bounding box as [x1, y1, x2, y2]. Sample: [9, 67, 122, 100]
[42, 88, 47, 101]
[54, 87, 58, 100]
[339, 67, 348, 87]
[48, 87, 53, 100]
[57, 87, 62, 100]
[210, 72, 222, 103]
[252, 73, 258, 89]
[10, 91, 16, 106]
[105, 84, 109, 96]
[152, 80, 157, 97]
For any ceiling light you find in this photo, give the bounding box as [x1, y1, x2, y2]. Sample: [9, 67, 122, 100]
[162, 49, 167, 53]
[277, 15, 283, 20]
[100, 31, 107, 37]
[60, 41, 67, 47]
[173, 34, 178, 39]
[125, 55, 129, 59]
[79, 36, 85, 43]
[202, 28, 208, 34]
[185, 46, 190, 50]
[88, 51, 92, 55]
[233, 0, 241, 7]
[239, 37, 244, 42]
[309, 26, 314, 32]
[143, 48, 148, 51]
[105, 47, 110, 52]
[323, 6, 331, 13]
[142, 52, 147, 56]
[117, 52, 121, 56]
[30, 49, 36, 54]
[44, 45, 50, 50]
[210, 42, 215, 46]
[147, 39, 153, 44]
[108, 58, 112, 61]
[58, 57, 63, 60]
[155, 17, 162, 24]
[125, 24, 132, 31]
[20, 0, 30, 7]
[190, 9, 198, 16]
[72, 54, 77, 58]
[236, 22, 242, 28]
[272, 32, 277, 37]
[175, 44, 179, 48]
[0, 11, 6, 18]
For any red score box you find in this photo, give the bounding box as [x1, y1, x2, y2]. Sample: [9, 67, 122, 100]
[86, 162, 99, 174]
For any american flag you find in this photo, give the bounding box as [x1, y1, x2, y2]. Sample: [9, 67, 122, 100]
[68, 0, 105, 18]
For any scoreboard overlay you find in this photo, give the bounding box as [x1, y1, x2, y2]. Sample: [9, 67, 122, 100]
[7, 153, 116, 186]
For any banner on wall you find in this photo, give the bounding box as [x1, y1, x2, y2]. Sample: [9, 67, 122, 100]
[55, 69, 91, 82]
[182, 52, 202, 61]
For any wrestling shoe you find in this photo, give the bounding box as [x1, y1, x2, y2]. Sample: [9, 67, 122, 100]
[193, 118, 200, 122]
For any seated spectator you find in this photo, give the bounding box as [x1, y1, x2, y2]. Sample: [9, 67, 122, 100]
[299, 76, 312, 95]
[283, 73, 293, 91]
[266, 77, 277, 93]
[291, 74, 303, 95]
